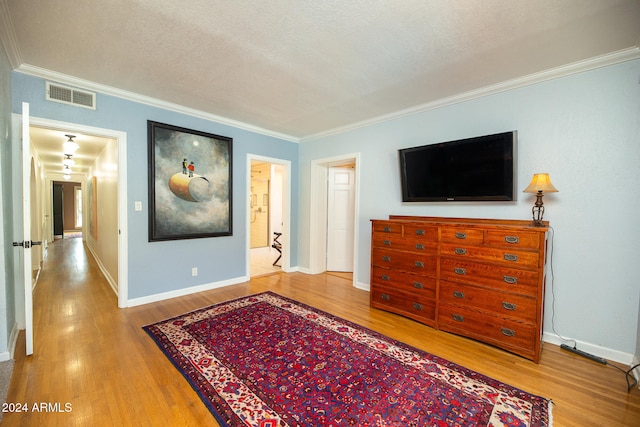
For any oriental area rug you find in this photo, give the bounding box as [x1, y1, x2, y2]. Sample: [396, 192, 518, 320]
[143, 292, 551, 427]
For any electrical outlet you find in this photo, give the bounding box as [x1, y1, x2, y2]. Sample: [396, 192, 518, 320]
[192, 267, 198, 277]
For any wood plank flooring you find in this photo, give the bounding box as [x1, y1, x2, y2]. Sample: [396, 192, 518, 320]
[4, 237, 640, 426]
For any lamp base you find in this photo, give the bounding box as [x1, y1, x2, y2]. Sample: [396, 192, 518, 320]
[531, 192, 545, 226]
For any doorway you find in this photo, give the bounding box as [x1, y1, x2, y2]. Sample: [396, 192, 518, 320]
[52, 181, 83, 239]
[52, 183, 64, 238]
[247, 155, 291, 277]
[309, 153, 360, 284]
[326, 166, 355, 272]
[26, 117, 128, 308]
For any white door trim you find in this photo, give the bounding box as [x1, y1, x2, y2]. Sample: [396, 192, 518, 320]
[309, 153, 360, 284]
[246, 154, 292, 276]
[27, 116, 129, 307]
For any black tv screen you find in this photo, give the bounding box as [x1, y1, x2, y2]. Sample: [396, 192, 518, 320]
[399, 131, 517, 202]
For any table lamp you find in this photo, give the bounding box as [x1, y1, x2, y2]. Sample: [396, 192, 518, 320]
[523, 173, 558, 226]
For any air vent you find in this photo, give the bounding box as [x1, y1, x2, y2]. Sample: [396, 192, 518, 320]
[46, 82, 96, 110]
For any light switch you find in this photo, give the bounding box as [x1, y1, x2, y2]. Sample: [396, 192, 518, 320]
[134, 201, 142, 211]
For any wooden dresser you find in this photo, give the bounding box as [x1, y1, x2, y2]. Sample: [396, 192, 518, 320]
[370, 215, 548, 362]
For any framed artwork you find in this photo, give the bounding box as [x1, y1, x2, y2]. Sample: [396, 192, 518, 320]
[147, 121, 232, 241]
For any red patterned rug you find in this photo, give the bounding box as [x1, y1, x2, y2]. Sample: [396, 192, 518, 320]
[143, 292, 551, 427]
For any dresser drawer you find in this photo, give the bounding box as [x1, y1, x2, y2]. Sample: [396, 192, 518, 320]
[440, 258, 539, 296]
[439, 280, 537, 322]
[371, 285, 436, 324]
[403, 224, 438, 241]
[441, 243, 539, 269]
[372, 221, 403, 235]
[441, 227, 484, 245]
[372, 233, 438, 252]
[438, 303, 537, 354]
[371, 267, 437, 299]
[372, 248, 437, 275]
[485, 230, 542, 249]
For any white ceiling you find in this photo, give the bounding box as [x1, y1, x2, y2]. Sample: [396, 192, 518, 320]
[1, 0, 639, 172]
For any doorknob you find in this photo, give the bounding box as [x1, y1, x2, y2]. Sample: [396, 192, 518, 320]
[12, 241, 41, 248]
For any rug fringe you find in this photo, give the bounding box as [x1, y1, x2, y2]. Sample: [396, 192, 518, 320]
[548, 399, 554, 427]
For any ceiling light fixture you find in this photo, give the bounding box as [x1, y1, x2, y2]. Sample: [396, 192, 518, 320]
[63, 134, 79, 154]
[63, 154, 75, 167]
[62, 165, 72, 180]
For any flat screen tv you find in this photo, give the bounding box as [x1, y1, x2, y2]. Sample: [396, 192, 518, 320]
[399, 131, 517, 202]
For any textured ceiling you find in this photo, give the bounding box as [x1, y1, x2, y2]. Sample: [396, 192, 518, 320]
[2, 0, 640, 141]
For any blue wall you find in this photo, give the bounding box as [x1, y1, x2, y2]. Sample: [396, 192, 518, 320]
[12, 72, 299, 300]
[299, 59, 640, 357]
[0, 38, 16, 356]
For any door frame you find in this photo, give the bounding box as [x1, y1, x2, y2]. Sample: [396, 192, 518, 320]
[246, 154, 291, 275]
[309, 153, 360, 284]
[26, 116, 129, 307]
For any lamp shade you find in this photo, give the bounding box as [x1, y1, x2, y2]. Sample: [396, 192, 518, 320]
[523, 173, 558, 193]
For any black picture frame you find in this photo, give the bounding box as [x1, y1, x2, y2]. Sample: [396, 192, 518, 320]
[147, 121, 232, 241]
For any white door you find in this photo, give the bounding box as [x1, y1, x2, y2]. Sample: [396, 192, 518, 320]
[326, 167, 355, 272]
[17, 102, 35, 355]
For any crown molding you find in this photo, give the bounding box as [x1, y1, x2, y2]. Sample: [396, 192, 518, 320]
[302, 47, 640, 142]
[15, 64, 301, 143]
[12, 46, 639, 143]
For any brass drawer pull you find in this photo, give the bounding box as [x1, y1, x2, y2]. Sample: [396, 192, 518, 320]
[414, 261, 424, 268]
[383, 226, 392, 232]
[501, 328, 516, 337]
[454, 248, 467, 255]
[381, 294, 390, 301]
[381, 275, 390, 281]
[505, 236, 519, 244]
[415, 229, 425, 235]
[453, 291, 465, 299]
[503, 275, 518, 284]
[454, 267, 466, 275]
[413, 282, 423, 289]
[415, 243, 425, 250]
[413, 303, 423, 311]
[502, 302, 516, 311]
[453, 314, 464, 322]
[382, 256, 391, 262]
[455, 232, 467, 239]
[382, 240, 391, 246]
[504, 253, 518, 262]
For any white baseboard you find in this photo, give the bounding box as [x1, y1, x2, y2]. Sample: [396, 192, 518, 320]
[0, 323, 20, 362]
[126, 264, 306, 308]
[354, 281, 370, 292]
[543, 331, 636, 366]
[85, 242, 118, 296]
[128, 275, 249, 308]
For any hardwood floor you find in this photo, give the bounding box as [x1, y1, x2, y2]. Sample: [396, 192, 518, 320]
[4, 237, 640, 426]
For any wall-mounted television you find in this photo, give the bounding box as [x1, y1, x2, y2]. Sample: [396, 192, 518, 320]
[399, 131, 517, 202]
